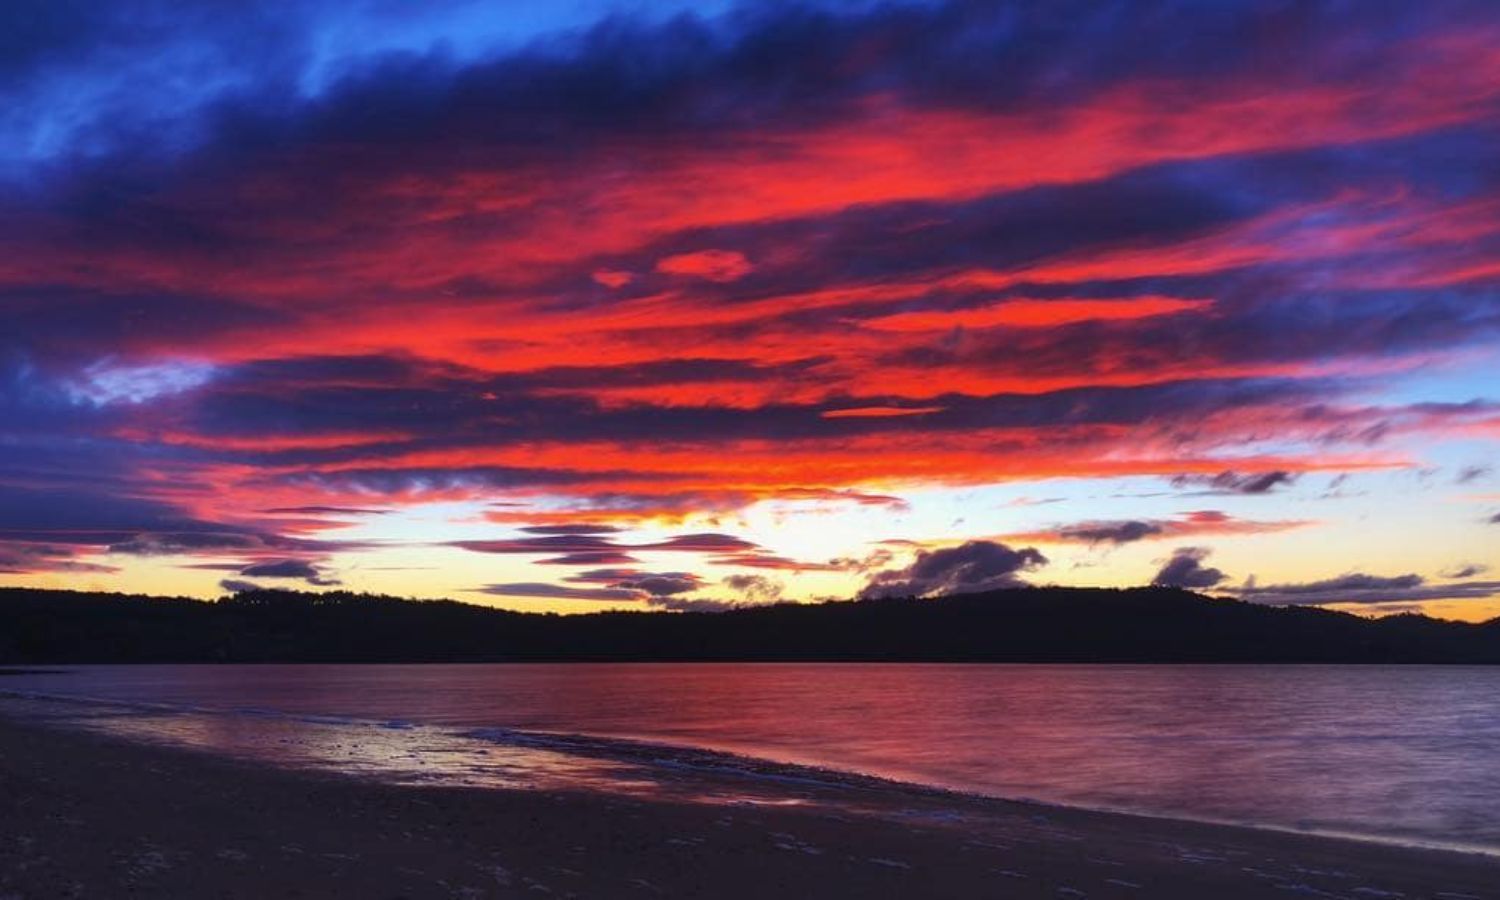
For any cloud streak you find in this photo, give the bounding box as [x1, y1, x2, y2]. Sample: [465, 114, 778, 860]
[1234, 574, 1500, 606]
[1007, 510, 1312, 546]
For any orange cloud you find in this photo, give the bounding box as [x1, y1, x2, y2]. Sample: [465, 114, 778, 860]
[821, 406, 945, 419]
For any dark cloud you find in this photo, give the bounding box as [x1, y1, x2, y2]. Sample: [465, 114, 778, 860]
[157, 365, 1337, 461]
[650, 533, 759, 553]
[0, 288, 289, 368]
[708, 552, 847, 571]
[703, 161, 1250, 297]
[564, 568, 644, 583]
[477, 582, 645, 602]
[1151, 547, 1227, 589]
[109, 532, 271, 556]
[0, 542, 117, 575]
[483, 567, 704, 603]
[536, 552, 640, 566]
[102, 528, 375, 555]
[1441, 564, 1489, 579]
[15, 0, 1483, 188]
[218, 579, 262, 594]
[1171, 470, 1298, 495]
[1057, 520, 1164, 545]
[828, 548, 894, 574]
[262, 506, 390, 516]
[105, 530, 370, 558]
[1455, 465, 1491, 484]
[1227, 471, 1298, 494]
[0, 485, 221, 545]
[723, 573, 784, 604]
[645, 596, 736, 613]
[613, 573, 702, 597]
[454, 531, 757, 561]
[238, 558, 339, 586]
[272, 466, 658, 496]
[1010, 510, 1309, 546]
[1254, 573, 1424, 595]
[454, 534, 617, 556]
[1234, 573, 1500, 605]
[860, 540, 1047, 599]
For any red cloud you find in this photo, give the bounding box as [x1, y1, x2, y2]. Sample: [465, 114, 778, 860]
[655, 250, 753, 282]
[861, 296, 1211, 332]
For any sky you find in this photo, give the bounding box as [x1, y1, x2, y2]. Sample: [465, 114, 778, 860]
[3, 0, 1499, 619]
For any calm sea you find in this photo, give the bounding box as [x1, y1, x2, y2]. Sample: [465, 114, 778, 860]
[4, 663, 1499, 851]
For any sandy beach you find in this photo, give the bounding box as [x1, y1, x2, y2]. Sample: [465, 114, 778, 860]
[1, 708, 1496, 899]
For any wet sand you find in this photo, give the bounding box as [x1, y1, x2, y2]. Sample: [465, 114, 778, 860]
[1, 712, 1497, 899]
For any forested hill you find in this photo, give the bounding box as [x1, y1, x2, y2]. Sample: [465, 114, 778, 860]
[2, 586, 1498, 664]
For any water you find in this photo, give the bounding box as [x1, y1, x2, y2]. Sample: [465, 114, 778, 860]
[4, 663, 1499, 851]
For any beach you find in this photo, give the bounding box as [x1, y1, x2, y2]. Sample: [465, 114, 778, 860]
[3, 708, 1497, 899]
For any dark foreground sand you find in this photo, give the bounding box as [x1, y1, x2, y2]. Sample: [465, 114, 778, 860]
[2, 714, 1497, 899]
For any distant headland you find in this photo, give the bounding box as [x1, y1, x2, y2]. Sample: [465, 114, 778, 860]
[4, 586, 1500, 664]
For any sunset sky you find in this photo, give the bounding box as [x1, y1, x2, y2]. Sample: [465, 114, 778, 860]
[4, 0, 1499, 618]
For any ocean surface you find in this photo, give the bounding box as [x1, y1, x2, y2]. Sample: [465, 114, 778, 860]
[4, 663, 1499, 852]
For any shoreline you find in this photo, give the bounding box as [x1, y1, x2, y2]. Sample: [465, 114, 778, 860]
[4, 705, 1499, 898]
[404, 722, 1500, 861]
[5, 685, 1500, 860]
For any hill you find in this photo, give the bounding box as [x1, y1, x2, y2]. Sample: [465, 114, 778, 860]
[3, 586, 1499, 664]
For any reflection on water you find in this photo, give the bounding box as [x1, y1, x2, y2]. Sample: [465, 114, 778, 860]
[4, 663, 1500, 850]
[3, 694, 633, 791]
[0, 693, 825, 808]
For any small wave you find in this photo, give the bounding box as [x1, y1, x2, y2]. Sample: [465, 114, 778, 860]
[458, 725, 977, 800]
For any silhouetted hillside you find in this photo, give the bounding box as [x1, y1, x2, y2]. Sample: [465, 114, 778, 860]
[2, 586, 1499, 664]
